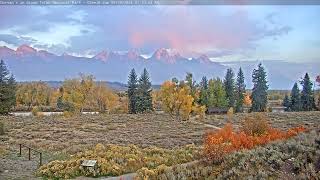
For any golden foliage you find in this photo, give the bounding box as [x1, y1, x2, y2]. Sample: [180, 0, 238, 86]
[31, 106, 41, 116]
[243, 93, 252, 107]
[227, 107, 234, 121]
[152, 90, 162, 111]
[49, 89, 60, 108]
[63, 111, 76, 118]
[62, 74, 95, 112]
[90, 82, 119, 113]
[61, 74, 119, 113]
[38, 144, 201, 179]
[16, 82, 53, 109]
[110, 96, 128, 114]
[159, 81, 204, 120]
[192, 104, 206, 120]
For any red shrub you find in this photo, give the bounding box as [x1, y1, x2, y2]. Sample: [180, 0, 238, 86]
[204, 123, 307, 161]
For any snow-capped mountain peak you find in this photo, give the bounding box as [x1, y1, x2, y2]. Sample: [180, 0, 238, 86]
[152, 48, 182, 63]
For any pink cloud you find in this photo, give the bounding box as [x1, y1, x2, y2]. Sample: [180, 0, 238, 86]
[126, 7, 258, 56]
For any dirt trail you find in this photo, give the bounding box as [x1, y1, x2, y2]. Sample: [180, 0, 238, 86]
[0, 154, 41, 180]
[190, 120, 222, 130]
[75, 173, 136, 180]
[76, 160, 206, 180]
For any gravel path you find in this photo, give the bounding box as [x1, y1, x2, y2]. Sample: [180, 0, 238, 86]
[190, 120, 222, 130]
[0, 155, 41, 180]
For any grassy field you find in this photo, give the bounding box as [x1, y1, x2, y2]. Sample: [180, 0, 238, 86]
[203, 111, 320, 130]
[0, 114, 210, 154]
[1, 112, 319, 154]
[0, 111, 319, 179]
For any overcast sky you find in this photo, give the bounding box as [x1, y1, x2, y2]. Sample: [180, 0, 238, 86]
[0, 5, 319, 62]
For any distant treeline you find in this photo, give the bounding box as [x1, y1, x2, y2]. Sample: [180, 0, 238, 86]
[282, 73, 319, 112]
[17, 81, 161, 91]
[0, 59, 319, 118]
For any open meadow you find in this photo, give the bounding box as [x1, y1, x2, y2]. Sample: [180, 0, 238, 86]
[203, 111, 320, 130]
[0, 114, 211, 154]
[0, 111, 319, 179]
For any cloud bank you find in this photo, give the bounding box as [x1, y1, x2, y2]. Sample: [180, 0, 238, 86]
[0, 5, 319, 62]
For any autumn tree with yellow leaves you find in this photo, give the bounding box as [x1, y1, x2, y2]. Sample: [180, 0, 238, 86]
[91, 82, 119, 113]
[60, 74, 119, 113]
[159, 80, 205, 120]
[16, 82, 53, 110]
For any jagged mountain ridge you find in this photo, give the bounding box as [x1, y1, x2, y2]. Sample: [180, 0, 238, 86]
[0, 45, 226, 84]
[1, 45, 318, 89]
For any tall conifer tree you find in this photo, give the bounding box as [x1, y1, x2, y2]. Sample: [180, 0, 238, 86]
[136, 68, 153, 113]
[0, 59, 16, 114]
[127, 68, 138, 114]
[235, 68, 246, 112]
[224, 68, 236, 108]
[199, 76, 209, 107]
[251, 63, 268, 112]
[300, 73, 316, 111]
[282, 94, 290, 111]
[290, 82, 301, 111]
[208, 78, 228, 108]
[185, 73, 197, 101]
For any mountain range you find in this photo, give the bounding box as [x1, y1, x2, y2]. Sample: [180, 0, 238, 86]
[0, 45, 319, 90]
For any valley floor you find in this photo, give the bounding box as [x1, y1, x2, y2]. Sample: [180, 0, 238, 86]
[0, 111, 319, 179]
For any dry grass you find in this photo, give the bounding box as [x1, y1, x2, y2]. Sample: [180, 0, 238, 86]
[203, 111, 320, 130]
[0, 112, 319, 179]
[1, 112, 319, 155]
[0, 114, 210, 154]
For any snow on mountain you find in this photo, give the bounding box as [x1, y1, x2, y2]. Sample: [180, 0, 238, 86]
[151, 48, 182, 63]
[0, 46, 227, 84]
[2, 45, 316, 89]
[37, 50, 56, 59]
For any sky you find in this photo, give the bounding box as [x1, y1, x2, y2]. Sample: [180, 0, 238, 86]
[0, 5, 320, 62]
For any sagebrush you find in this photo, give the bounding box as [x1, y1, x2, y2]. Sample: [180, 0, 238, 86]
[38, 144, 201, 179]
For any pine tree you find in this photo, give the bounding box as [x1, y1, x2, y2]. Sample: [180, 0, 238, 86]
[290, 82, 301, 111]
[317, 75, 320, 110]
[199, 76, 209, 107]
[300, 73, 316, 111]
[208, 78, 228, 108]
[56, 87, 64, 110]
[235, 68, 246, 112]
[250, 63, 268, 112]
[127, 68, 138, 114]
[0, 60, 16, 114]
[171, 77, 179, 84]
[136, 68, 153, 113]
[185, 72, 197, 100]
[224, 68, 235, 108]
[282, 94, 290, 111]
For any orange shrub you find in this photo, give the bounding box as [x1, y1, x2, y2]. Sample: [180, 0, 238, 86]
[204, 123, 306, 161]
